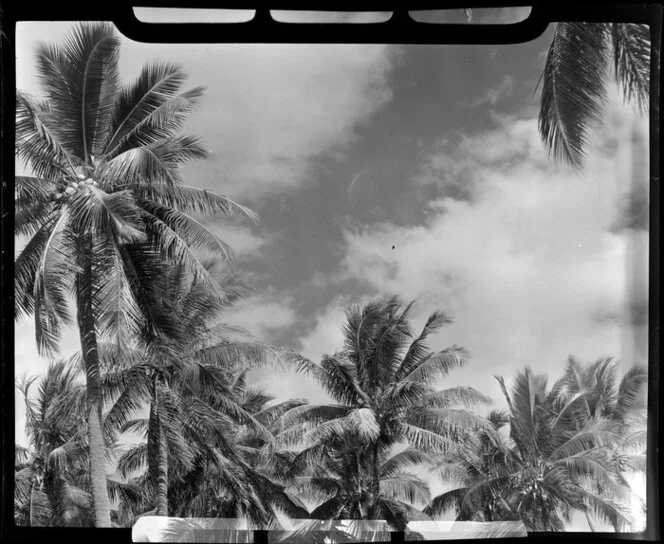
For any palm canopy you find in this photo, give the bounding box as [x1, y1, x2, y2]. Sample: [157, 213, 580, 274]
[15, 22, 256, 356]
[288, 442, 433, 531]
[15, 360, 92, 526]
[148, 379, 311, 528]
[553, 356, 647, 430]
[279, 297, 491, 527]
[103, 261, 294, 519]
[287, 297, 490, 453]
[538, 22, 650, 169]
[426, 409, 516, 523]
[438, 367, 635, 532]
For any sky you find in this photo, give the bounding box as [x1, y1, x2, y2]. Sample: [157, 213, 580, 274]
[14, 12, 649, 530]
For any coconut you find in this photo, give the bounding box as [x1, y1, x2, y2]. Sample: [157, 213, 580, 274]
[64, 187, 76, 196]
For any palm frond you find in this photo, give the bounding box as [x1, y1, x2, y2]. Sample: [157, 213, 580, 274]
[611, 23, 650, 112]
[615, 366, 647, 421]
[15, 92, 75, 177]
[425, 487, 466, 518]
[401, 345, 469, 385]
[125, 184, 258, 222]
[401, 424, 456, 454]
[117, 443, 148, 479]
[380, 473, 431, 505]
[380, 450, 433, 479]
[102, 135, 207, 185]
[548, 418, 619, 461]
[396, 310, 453, 381]
[104, 61, 198, 156]
[36, 22, 120, 161]
[422, 386, 493, 409]
[277, 403, 350, 432]
[33, 210, 78, 355]
[538, 22, 611, 168]
[139, 200, 234, 262]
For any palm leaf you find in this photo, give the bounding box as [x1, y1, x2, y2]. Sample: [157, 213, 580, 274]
[401, 345, 469, 385]
[612, 23, 650, 112]
[123, 184, 258, 222]
[425, 488, 466, 518]
[15, 92, 76, 177]
[538, 22, 611, 168]
[380, 450, 433, 479]
[380, 473, 431, 505]
[614, 366, 647, 420]
[396, 310, 453, 381]
[104, 62, 197, 155]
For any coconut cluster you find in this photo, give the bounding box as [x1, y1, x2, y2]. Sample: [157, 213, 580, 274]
[53, 177, 98, 200]
[519, 478, 548, 501]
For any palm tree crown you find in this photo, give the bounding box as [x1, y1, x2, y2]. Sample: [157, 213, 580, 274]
[15, 22, 255, 355]
[440, 366, 635, 532]
[281, 297, 491, 528]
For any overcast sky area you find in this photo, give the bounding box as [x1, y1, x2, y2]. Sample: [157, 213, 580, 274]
[14, 12, 649, 529]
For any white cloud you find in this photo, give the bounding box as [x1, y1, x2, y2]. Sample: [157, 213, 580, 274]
[203, 220, 273, 262]
[223, 290, 299, 342]
[470, 75, 514, 108]
[170, 42, 399, 202]
[297, 296, 351, 361]
[329, 88, 649, 405]
[249, 295, 365, 406]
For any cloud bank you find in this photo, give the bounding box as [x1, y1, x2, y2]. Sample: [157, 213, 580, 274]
[300, 88, 649, 406]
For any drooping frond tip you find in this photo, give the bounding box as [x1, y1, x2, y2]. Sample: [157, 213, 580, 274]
[538, 22, 611, 170]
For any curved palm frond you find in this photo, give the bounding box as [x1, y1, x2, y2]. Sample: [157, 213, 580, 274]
[538, 22, 611, 169]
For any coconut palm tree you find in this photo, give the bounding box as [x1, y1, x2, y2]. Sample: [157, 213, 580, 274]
[15, 22, 256, 526]
[211, 380, 312, 522]
[553, 357, 647, 529]
[159, 367, 312, 526]
[279, 296, 491, 527]
[554, 356, 646, 431]
[123, 378, 310, 527]
[439, 367, 634, 532]
[105, 261, 290, 519]
[14, 361, 93, 526]
[537, 22, 651, 168]
[287, 440, 433, 531]
[426, 409, 517, 524]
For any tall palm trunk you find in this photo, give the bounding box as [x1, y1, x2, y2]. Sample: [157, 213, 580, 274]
[28, 481, 37, 527]
[153, 374, 169, 516]
[77, 235, 111, 528]
[368, 444, 381, 519]
[352, 451, 364, 519]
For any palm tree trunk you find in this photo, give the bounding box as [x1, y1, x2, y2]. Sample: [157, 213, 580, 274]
[354, 451, 364, 519]
[77, 236, 111, 528]
[154, 375, 169, 516]
[368, 444, 380, 519]
[28, 481, 37, 527]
